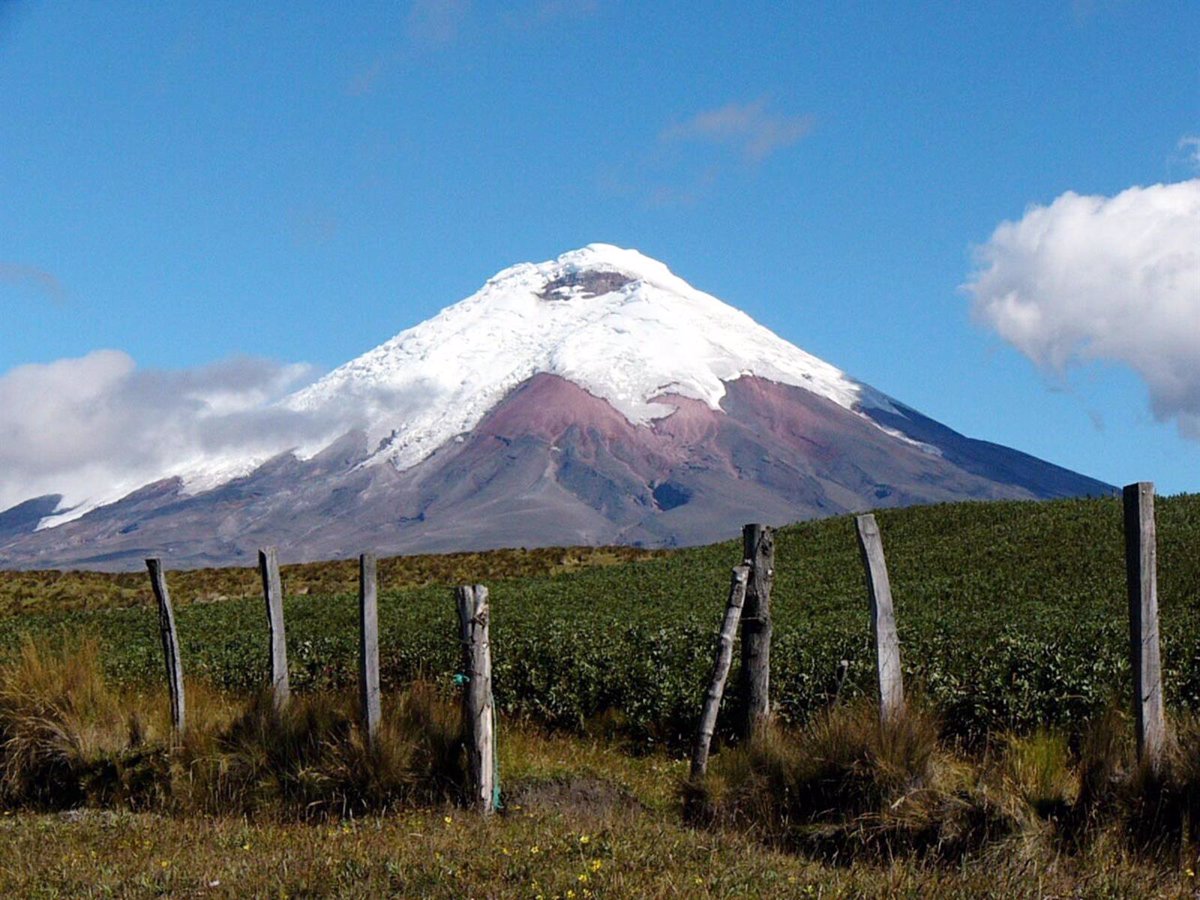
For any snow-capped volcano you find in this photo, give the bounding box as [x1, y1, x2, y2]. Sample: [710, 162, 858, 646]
[0, 245, 1112, 570]
[286, 243, 904, 474]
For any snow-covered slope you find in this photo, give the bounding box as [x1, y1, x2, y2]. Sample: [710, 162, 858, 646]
[287, 243, 902, 473]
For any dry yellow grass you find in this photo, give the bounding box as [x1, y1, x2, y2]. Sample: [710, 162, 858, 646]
[0, 545, 668, 616]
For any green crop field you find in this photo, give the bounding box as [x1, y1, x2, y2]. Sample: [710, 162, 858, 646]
[3, 494, 1198, 748]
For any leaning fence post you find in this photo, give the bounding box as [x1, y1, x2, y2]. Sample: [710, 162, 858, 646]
[258, 546, 290, 711]
[738, 524, 774, 738]
[1124, 482, 1166, 774]
[359, 553, 382, 746]
[691, 565, 750, 779]
[855, 514, 905, 725]
[456, 584, 497, 813]
[145, 557, 185, 739]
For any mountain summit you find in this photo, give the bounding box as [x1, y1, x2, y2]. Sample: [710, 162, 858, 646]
[0, 245, 1110, 570]
[287, 243, 901, 473]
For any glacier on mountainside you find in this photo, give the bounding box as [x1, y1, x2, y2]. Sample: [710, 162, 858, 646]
[285, 243, 907, 474]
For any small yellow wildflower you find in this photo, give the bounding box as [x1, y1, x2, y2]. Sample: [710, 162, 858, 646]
[160, 860, 170, 869]
[590, 859, 602, 872]
[241, 843, 251, 851]
[578, 872, 589, 883]
[579, 834, 590, 845]
[694, 876, 704, 885]
[530, 845, 540, 855]
[443, 816, 453, 825]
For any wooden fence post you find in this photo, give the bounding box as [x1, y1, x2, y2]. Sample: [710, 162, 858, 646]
[738, 524, 775, 738]
[1124, 482, 1166, 774]
[691, 565, 750, 779]
[258, 547, 290, 711]
[145, 558, 185, 739]
[855, 514, 905, 725]
[456, 584, 497, 813]
[359, 553, 382, 746]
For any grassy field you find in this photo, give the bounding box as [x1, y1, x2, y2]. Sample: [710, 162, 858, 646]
[3, 722, 1199, 899]
[3, 495, 1200, 746]
[0, 544, 662, 617]
[4, 494, 1200, 897]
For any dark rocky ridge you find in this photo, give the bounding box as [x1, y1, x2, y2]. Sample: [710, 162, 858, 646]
[0, 495, 62, 539]
[537, 270, 636, 300]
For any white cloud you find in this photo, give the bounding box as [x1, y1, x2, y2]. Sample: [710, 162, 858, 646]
[661, 99, 814, 162]
[965, 180, 1200, 437]
[0, 351, 363, 514]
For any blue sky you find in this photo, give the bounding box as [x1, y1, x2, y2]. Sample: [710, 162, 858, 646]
[1, 0, 1198, 504]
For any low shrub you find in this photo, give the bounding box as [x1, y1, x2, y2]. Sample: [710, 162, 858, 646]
[0, 638, 467, 819]
[690, 698, 1019, 861]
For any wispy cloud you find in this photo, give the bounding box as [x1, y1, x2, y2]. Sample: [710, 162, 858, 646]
[407, 0, 471, 47]
[965, 179, 1200, 439]
[346, 58, 384, 97]
[1070, 0, 1122, 25]
[1179, 135, 1200, 171]
[661, 99, 814, 162]
[286, 205, 339, 247]
[595, 163, 718, 210]
[644, 167, 719, 209]
[0, 263, 67, 305]
[0, 352, 362, 513]
[504, 0, 598, 29]
[600, 98, 812, 208]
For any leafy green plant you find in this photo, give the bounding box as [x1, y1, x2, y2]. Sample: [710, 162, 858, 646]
[2, 495, 1199, 749]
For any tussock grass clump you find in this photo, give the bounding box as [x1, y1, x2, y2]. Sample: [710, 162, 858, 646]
[0, 637, 467, 818]
[176, 682, 464, 818]
[691, 699, 1018, 861]
[1107, 713, 1200, 856]
[691, 699, 1200, 866]
[0, 635, 167, 810]
[1001, 728, 1076, 822]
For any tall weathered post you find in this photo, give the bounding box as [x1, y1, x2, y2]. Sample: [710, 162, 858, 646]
[738, 524, 775, 738]
[691, 564, 750, 779]
[359, 553, 382, 746]
[145, 558, 185, 739]
[1124, 481, 1166, 774]
[855, 514, 905, 725]
[258, 546, 290, 711]
[456, 584, 497, 813]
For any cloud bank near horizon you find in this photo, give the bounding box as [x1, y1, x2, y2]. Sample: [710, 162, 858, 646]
[0, 351, 359, 515]
[966, 179, 1200, 439]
